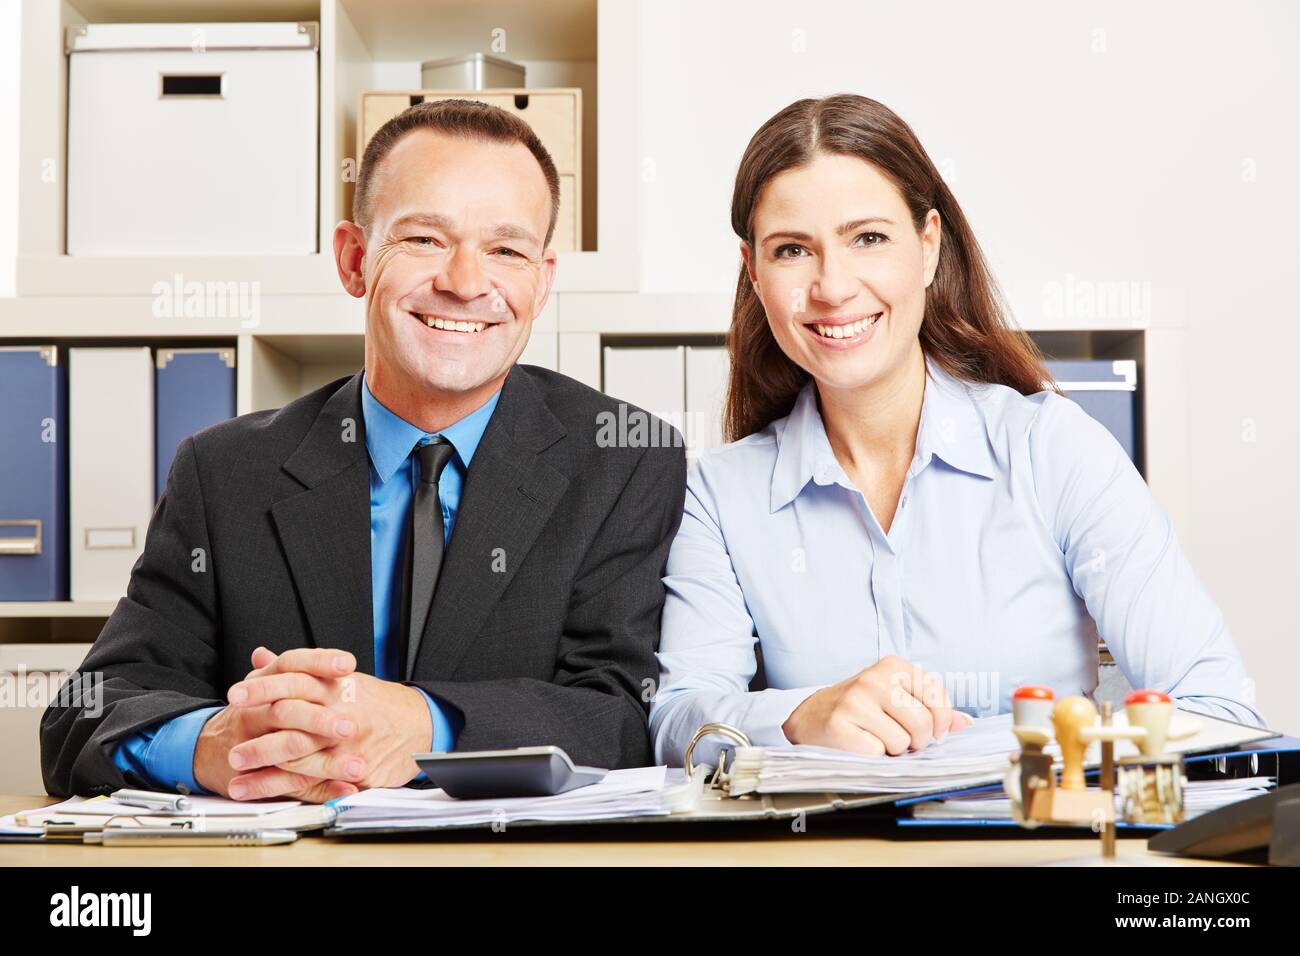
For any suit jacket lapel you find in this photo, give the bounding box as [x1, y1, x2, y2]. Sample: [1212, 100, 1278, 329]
[270, 371, 376, 675]
[411, 365, 569, 681]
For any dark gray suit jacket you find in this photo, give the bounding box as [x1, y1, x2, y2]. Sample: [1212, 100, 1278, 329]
[41, 363, 687, 797]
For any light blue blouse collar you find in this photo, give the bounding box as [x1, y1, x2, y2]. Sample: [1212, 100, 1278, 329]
[769, 355, 997, 513]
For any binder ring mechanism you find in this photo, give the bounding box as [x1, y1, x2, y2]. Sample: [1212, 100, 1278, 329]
[684, 722, 752, 791]
[0, 519, 42, 556]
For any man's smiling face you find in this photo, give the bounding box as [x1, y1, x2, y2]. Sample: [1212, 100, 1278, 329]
[342, 128, 557, 402]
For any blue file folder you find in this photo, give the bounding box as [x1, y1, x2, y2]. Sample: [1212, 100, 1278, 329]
[0, 346, 67, 600]
[1045, 359, 1139, 467]
[154, 348, 237, 501]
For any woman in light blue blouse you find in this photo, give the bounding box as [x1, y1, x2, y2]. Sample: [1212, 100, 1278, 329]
[649, 94, 1264, 766]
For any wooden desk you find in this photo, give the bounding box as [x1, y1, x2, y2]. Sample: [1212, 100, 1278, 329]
[0, 794, 1245, 867]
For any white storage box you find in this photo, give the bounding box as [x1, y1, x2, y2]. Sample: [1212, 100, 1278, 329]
[66, 22, 319, 256]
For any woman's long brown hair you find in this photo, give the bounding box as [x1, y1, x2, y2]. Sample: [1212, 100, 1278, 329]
[725, 94, 1055, 442]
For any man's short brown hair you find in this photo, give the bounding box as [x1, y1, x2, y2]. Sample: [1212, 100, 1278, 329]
[354, 98, 560, 247]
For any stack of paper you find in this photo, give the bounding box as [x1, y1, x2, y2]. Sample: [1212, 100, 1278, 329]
[728, 709, 1274, 797]
[730, 713, 1022, 795]
[910, 776, 1275, 822]
[329, 766, 697, 832]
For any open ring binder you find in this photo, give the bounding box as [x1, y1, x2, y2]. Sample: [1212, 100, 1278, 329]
[683, 722, 751, 790]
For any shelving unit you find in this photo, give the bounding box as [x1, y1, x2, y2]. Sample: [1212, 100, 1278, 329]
[15, 0, 631, 293]
[0, 0, 625, 638]
[0, 0, 1187, 654]
[7, 0, 632, 408]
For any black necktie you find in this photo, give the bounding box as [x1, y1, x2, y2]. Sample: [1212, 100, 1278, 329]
[397, 437, 457, 681]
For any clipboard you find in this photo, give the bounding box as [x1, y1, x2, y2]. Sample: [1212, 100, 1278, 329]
[5, 801, 339, 843]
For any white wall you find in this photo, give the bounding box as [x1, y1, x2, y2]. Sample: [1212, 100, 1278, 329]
[0, 0, 19, 297]
[637, 0, 1300, 729]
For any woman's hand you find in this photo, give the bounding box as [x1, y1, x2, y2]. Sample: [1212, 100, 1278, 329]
[782, 655, 974, 755]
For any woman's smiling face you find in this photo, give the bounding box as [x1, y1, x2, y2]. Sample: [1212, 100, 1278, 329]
[742, 151, 942, 393]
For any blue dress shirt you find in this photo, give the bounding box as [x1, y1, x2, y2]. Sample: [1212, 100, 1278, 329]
[649, 355, 1266, 766]
[112, 371, 502, 793]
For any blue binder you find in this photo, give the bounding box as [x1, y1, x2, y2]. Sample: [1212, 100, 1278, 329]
[1045, 359, 1139, 466]
[0, 346, 67, 600]
[154, 348, 237, 501]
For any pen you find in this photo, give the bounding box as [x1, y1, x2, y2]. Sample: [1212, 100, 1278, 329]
[84, 828, 298, 847]
[44, 817, 196, 837]
[110, 789, 192, 814]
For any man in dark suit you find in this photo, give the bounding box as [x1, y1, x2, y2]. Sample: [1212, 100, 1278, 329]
[41, 99, 687, 802]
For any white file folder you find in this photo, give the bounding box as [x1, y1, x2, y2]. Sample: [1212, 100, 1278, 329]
[601, 345, 686, 434]
[684, 345, 730, 455]
[70, 348, 155, 601]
